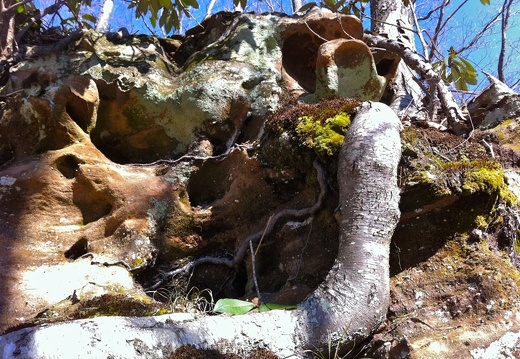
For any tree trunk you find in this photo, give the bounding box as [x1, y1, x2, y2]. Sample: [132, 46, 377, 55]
[498, 0, 513, 82]
[370, 0, 424, 116]
[298, 101, 402, 353]
[0, 102, 402, 358]
[95, 0, 114, 33]
[291, 0, 302, 13]
[0, 0, 16, 61]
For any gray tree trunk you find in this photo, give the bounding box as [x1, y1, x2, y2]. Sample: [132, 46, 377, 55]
[370, 0, 424, 116]
[0, 102, 402, 358]
[95, 0, 114, 33]
[291, 0, 302, 13]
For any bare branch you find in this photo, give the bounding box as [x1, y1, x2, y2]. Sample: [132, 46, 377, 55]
[15, 1, 64, 44]
[417, 0, 450, 21]
[410, 2, 430, 61]
[2, 0, 32, 14]
[364, 32, 467, 131]
[456, 11, 501, 54]
[498, 0, 514, 81]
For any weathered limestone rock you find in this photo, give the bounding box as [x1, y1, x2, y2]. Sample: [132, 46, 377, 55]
[314, 38, 386, 101]
[3, 9, 376, 332]
[468, 72, 520, 128]
[279, 9, 364, 94]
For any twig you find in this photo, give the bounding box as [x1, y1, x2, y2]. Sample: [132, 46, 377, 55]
[482, 138, 495, 158]
[79, 252, 132, 271]
[255, 214, 273, 256]
[249, 239, 262, 303]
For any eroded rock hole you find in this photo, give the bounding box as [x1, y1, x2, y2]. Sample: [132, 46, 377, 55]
[72, 176, 114, 225]
[376, 58, 397, 77]
[55, 155, 81, 179]
[64, 237, 89, 259]
[0, 143, 14, 167]
[186, 160, 233, 207]
[282, 32, 318, 93]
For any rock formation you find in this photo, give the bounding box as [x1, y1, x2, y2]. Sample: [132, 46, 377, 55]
[1, 7, 520, 359]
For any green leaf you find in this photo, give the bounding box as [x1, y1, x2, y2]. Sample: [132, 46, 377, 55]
[16, 3, 25, 13]
[480, 0, 490, 4]
[137, 0, 149, 15]
[298, 2, 317, 12]
[213, 299, 255, 315]
[184, 0, 199, 9]
[324, 0, 336, 9]
[82, 13, 97, 23]
[150, 11, 157, 27]
[158, 0, 173, 9]
[150, 0, 160, 12]
[81, 21, 93, 29]
[258, 303, 297, 312]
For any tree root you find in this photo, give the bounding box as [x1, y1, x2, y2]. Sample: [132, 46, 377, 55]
[146, 158, 328, 292]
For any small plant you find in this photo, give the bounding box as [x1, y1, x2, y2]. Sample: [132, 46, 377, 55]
[149, 280, 215, 314]
[212, 298, 297, 315]
[432, 47, 478, 91]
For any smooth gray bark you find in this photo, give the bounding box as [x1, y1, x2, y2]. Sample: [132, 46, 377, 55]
[95, 0, 114, 33]
[0, 102, 402, 358]
[370, 0, 424, 115]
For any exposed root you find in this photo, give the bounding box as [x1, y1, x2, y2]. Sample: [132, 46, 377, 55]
[146, 158, 328, 292]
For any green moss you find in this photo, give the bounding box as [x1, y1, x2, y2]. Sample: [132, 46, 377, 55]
[77, 294, 169, 318]
[295, 112, 351, 156]
[412, 159, 519, 205]
[514, 237, 520, 254]
[265, 97, 360, 157]
[474, 215, 489, 228]
[440, 160, 517, 205]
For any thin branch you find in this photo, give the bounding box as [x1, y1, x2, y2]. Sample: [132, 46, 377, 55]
[410, 2, 430, 61]
[428, 0, 449, 60]
[417, 0, 449, 21]
[498, 0, 514, 81]
[15, 1, 64, 44]
[436, 0, 468, 36]
[364, 32, 467, 130]
[204, 0, 217, 19]
[255, 215, 273, 256]
[456, 11, 502, 54]
[2, 0, 32, 14]
[249, 239, 262, 303]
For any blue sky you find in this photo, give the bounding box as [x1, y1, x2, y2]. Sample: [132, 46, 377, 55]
[34, 0, 520, 91]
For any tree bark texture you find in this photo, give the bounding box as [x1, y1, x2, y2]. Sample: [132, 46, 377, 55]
[0, 102, 402, 358]
[364, 33, 467, 130]
[0, 0, 16, 60]
[95, 0, 114, 33]
[370, 0, 424, 115]
[298, 101, 401, 353]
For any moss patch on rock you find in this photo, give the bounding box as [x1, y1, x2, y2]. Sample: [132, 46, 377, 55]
[266, 97, 360, 157]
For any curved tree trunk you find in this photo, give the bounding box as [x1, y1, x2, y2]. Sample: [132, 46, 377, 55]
[298, 101, 401, 353]
[0, 102, 402, 358]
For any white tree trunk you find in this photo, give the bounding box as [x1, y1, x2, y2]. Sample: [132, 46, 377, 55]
[370, 0, 424, 116]
[291, 0, 302, 13]
[95, 0, 114, 33]
[0, 102, 402, 358]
